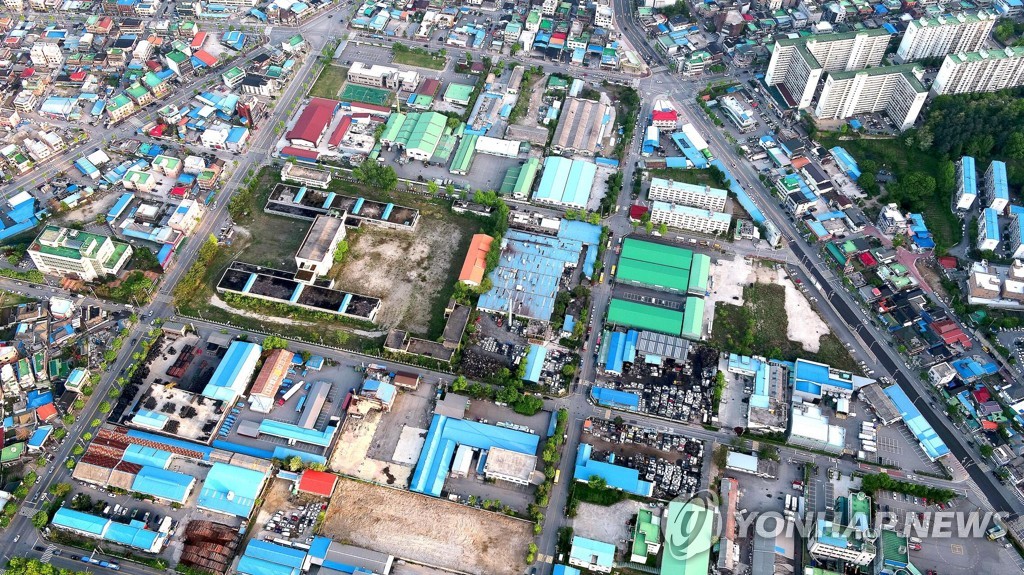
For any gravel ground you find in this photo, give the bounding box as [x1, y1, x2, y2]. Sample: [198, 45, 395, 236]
[323, 479, 533, 575]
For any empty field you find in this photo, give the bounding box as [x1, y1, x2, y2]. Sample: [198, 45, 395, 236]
[309, 65, 347, 99]
[392, 50, 446, 70]
[323, 479, 532, 575]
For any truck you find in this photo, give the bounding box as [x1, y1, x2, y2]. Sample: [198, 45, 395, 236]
[862, 422, 876, 430]
[785, 494, 793, 511]
[277, 384, 302, 406]
[858, 433, 876, 441]
[862, 445, 877, 453]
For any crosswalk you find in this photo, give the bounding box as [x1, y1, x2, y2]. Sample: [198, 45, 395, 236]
[41, 544, 56, 564]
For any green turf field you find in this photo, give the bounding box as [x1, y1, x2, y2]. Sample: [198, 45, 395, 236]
[340, 83, 391, 106]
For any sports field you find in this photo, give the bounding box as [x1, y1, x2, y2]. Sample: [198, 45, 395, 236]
[340, 83, 391, 106]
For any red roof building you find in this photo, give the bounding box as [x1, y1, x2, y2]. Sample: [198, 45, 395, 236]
[930, 319, 971, 348]
[858, 252, 877, 267]
[327, 115, 352, 149]
[190, 32, 208, 50]
[982, 420, 998, 431]
[629, 204, 649, 221]
[280, 146, 321, 161]
[169, 186, 187, 197]
[297, 469, 338, 497]
[286, 98, 339, 148]
[416, 78, 440, 97]
[973, 387, 992, 403]
[192, 50, 218, 67]
[938, 256, 958, 270]
[36, 403, 57, 421]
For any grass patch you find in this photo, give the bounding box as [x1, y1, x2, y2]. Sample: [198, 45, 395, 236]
[818, 133, 960, 249]
[308, 65, 348, 99]
[570, 482, 627, 506]
[236, 169, 309, 269]
[393, 50, 446, 70]
[710, 283, 859, 372]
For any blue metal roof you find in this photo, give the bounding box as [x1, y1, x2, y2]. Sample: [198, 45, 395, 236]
[989, 160, 1008, 200]
[132, 409, 169, 430]
[951, 358, 998, 380]
[523, 344, 546, 383]
[26, 390, 53, 409]
[28, 425, 53, 448]
[574, 443, 653, 497]
[53, 508, 106, 535]
[202, 340, 262, 401]
[131, 466, 194, 503]
[107, 192, 134, 222]
[961, 156, 977, 196]
[534, 157, 597, 207]
[553, 565, 582, 575]
[308, 536, 332, 559]
[830, 147, 861, 179]
[122, 444, 172, 468]
[983, 207, 999, 240]
[794, 358, 853, 392]
[590, 387, 640, 410]
[883, 385, 949, 460]
[411, 414, 541, 497]
[258, 420, 337, 447]
[197, 462, 266, 517]
[105, 520, 163, 550]
[243, 540, 307, 570]
[711, 159, 766, 223]
[606, 331, 625, 375]
[362, 379, 397, 404]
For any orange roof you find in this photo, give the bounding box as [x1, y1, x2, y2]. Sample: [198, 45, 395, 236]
[982, 420, 998, 430]
[297, 469, 338, 497]
[791, 156, 810, 169]
[36, 403, 57, 421]
[458, 234, 493, 286]
[250, 348, 292, 398]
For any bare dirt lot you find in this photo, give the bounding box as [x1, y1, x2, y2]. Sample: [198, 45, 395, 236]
[323, 479, 533, 575]
[328, 216, 468, 334]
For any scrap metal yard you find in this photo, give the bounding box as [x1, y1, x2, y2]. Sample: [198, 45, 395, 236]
[322, 478, 533, 575]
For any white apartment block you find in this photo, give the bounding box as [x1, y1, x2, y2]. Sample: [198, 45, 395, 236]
[649, 201, 731, 235]
[1010, 212, 1024, 259]
[281, 162, 332, 189]
[896, 10, 995, 62]
[986, 160, 1010, 212]
[813, 65, 927, 131]
[765, 29, 890, 109]
[594, 5, 614, 28]
[3, 0, 23, 10]
[932, 47, 1024, 96]
[346, 62, 420, 91]
[30, 42, 64, 68]
[648, 178, 728, 212]
[541, 0, 557, 15]
[955, 156, 978, 211]
[979, 207, 1000, 251]
[29, 226, 133, 281]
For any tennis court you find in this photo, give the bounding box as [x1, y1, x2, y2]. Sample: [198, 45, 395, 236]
[340, 83, 391, 106]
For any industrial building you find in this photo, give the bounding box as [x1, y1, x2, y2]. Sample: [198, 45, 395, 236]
[238, 539, 310, 575]
[197, 462, 268, 518]
[569, 537, 615, 573]
[765, 29, 890, 109]
[648, 201, 731, 235]
[410, 414, 540, 497]
[499, 157, 541, 199]
[294, 215, 347, 283]
[884, 385, 950, 460]
[629, 509, 661, 563]
[286, 98, 341, 148]
[792, 358, 873, 402]
[789, 404, 846, 454]
[281, 162, 332, 189]
[614, 238, 710, 295]
[647, 178, 728, 212]
[379, 112, 448, 162]
[812, 65, 927, 132]
[477, 221, 601, 321]
[573, 443, 654, 497]
[728, 354, 789, 434]
[932, 47, 1024, 96]
[896, 10, 995, 62]
[458, 234, 494, 287]
[533, 157, 597, 208]
[249, 348, 293, 413]
[297, 469, 339, 498]
[482, 446, 538, 485]
[807, 492, 877, 565]
[201, 340, 262, 403]
[52, 508, 168, 553]
[28, 225, 133, 281]
[550, 97, 616, 156]
[955, 155, 978, 210]
[606, 297, 705, 340]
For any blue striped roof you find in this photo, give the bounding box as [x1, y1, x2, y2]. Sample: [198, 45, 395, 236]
[131, 466, 194, 502]
[983, 207, 999, 240]
[201, 340, 262, 401]
[105, 520, 162, 550]
[197, 462, 266, 517]
[884, 385, 949, 460]
[523, 344, 546, 383]
[53, 508, 106, 535]
[989, 160, 1008, 199]
[961, 156, 977, 196]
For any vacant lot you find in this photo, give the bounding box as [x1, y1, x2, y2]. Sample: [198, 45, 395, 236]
[323, 479, 532, 575]
[393, 50, 446, 70]
[711, 281, 858, 372]
[309, 65, 347, 99]
[329, 205, 472, 334]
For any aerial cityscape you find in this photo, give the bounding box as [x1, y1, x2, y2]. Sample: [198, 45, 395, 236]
[0, 0, 1021, 574]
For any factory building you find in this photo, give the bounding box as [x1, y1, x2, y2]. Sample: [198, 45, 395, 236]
[294, 215, 347, 283]
[200, 340, 262, 403]
[248, 348, 293, 413]
[647, 178, 728, 212]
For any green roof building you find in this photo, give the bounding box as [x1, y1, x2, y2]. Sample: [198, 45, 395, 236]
[499, 157, 541, 199]
[630, 509, 662, 562]
[616, 238, 693, 293]
[394, 112, 448, 161]
[0, 442, 25, 463]
[688, 253, 710, 295]
[443, 83, 475, 106]
[607, 299, 684, 335]
[28, 225, 133, 282]
[681, 296, 705, 340]
[450, 134, 478, 175]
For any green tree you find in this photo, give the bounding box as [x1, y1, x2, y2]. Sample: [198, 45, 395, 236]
[657, 223, 668, 236]
[262, 335, 289, 350]
[98, 401, 111, 414]
[588, 475, 607, 490]
[332, 239, 349, 263]
[645, 220, 654, 234]
[49, 483, 72, 498]
[451, 375, 468, 392]
[980, 444, 995, 458]
[31, 510, 48, 529]
[427, 180, 439, 195]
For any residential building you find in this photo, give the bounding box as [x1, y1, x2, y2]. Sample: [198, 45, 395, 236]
[30, 41, 64, 68]
[985, 160, 1009, 212]
[928, 362, 957, 386]
[568, 537, 615, 573]
[106, 94, 138, 123]
[13, 91, 36, 113]
[647, 178, 728, 211]
[896, 10, 995, 62]
[765, 29, 890, 109]
[933, 47, 1024, 95]
[649, 201, 732, 235]
[3, 0, 23, 10]
[151, 155, 182, 177]
[978, 207, 1000, 251]
[222, 66, 245, 89]
[28, 226, 132, 281]
[629, 509, 661, 563]
[813, 65, 927, 131]
[594, 5, 613, 28]
[167, 200, 203, 234]
[955, 156, 978, 210]
[1010, 211, 1024, 259]
[807, 493, 877, 565]
[718, 95, 757, 132]
[122, 169, 156, 193]
[347, 62, 419, 90]
[126, 83, 154, 107]
[241, 74, 274, 96]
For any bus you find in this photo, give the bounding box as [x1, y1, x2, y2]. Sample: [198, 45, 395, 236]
[611, 265, 617, 276]
[598, 272, 604, 284]
[554, 469, 561, 484]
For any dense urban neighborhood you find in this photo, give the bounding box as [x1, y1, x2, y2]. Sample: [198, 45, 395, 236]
[0, 0, 1021, 574]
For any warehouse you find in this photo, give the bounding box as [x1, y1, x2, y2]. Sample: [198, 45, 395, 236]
[615, 238, 699, 293]
[201, 340, 262, 403]
[131, 465, 196, 504]
[458, 234, 493, 287]
[533, 157, 597, 208]
[237, 539, 310, 575]
[606, 298, 705, 341]
[410, 414, 541, 497]
[483, 447, 538, 485]
[258, 419, 338, 448]
[197, 462, 268, 518]
[381, 112, 449, 162]
[884, 385, 950, 461]
[551, 97, 616, 156]
[286, 98, 340, 148]
[249, 348, 293, 413]
[573, 443, 653, 497]
[499, 157, 541, 199]
[52, 508, 168, 553]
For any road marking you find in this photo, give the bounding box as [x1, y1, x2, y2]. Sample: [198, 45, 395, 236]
[41, 544, 55, 563]
[950, 543, 964, 555]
